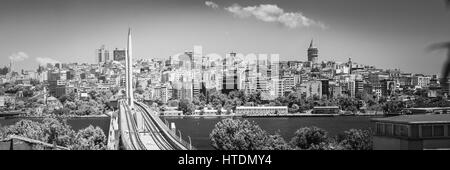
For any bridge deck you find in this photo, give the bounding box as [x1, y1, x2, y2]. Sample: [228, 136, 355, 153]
[138, 133, 159, 150]
[114, 100, 192, 150]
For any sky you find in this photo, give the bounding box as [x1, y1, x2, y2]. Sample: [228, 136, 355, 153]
[0, 0, 449, 75]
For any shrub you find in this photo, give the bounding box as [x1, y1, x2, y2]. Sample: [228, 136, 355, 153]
[210, 118, 289, 150]
[338, 129, 373, 150]
[290, 126, 329, 150]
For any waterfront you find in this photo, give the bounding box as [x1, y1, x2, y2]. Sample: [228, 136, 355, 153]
[162, 116, 383, 150]
[1, 115, 384, 150]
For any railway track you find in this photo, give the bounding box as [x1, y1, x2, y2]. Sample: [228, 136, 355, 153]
[118, 100, 193, 150]
[135, 102, 192, 150]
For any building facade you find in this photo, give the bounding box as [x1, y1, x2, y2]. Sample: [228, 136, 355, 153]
[235, 106, 288, 115]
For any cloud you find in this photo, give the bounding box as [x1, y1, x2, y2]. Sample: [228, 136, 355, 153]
[9, 52, 29, 62]
[36, 57, 60, 65]
[205, 1, 219, 9]
[224, 4, 326, 29]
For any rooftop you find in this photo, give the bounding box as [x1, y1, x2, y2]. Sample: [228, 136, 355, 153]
[406, 107, 450, 110]
[236, 106, 288, 109]
[314, 106, 340, 109]
[372, 114, 450, 124]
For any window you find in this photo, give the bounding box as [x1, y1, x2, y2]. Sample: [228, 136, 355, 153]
[376, 123, 384, 136]
[394, 124, 409, 137]
[421, 125, 432, 138]
[433, 125, 445, 137]
[400, 126, 409, 137]
[448, 125, 450, 136]
[394, 125, 401, 136]
[385, 124, 393, 136]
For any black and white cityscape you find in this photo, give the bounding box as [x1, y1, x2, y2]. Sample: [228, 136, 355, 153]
[1, 0, 450, 151]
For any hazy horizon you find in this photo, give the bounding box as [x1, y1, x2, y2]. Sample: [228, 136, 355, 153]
[1, 0, 449, 75]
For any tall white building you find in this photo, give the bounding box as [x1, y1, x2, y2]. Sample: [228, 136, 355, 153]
[96, 45, 110, 64]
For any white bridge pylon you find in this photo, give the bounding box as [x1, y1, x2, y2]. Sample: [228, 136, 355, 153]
[126, 28, 134, 109]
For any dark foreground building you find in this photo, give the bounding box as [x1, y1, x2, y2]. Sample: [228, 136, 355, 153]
[372, 114, 450, 150]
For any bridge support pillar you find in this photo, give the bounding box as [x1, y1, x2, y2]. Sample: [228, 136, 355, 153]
[135, 111, 145, 132]
[170, 122, 176, 132]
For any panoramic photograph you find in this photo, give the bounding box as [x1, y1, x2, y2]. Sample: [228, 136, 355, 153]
[1, 0, 450, 154]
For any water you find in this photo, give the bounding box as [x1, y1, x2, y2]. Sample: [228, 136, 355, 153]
[1, 116, 380, 150]
[162, 116, 381, 150]
[0, 117, 111, 136]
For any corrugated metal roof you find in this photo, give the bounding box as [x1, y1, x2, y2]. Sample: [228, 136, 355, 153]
[372, 114, 450, 124]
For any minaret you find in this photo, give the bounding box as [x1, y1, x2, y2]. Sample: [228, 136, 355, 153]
[126, 28, 134, 108]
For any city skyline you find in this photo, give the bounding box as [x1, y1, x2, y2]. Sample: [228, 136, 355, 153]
[3, 0, 450, 153]
[1, 0, 449, 75]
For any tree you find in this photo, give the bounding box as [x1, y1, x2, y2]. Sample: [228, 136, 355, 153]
[168, 100, 179, 107]
[1, 118, 107, 150]
[290, 126, 330, 150]
[210, 118, 289, 150]
[382, 100, 405, 114]
[0, 66, 9, 75]
[192, 95, 204, 106]
[247, 91, 262, 105]
[337, 129, 373, 150]
[231, 97, 243, 109]
[289, 104, 300, 113]
[357, 92, 378, 108]
[414, 88, 428, 97]
[196, 93, 207, 104]
[71, 125, 107, 150]
[338, 97, 359, 113]
[216, 106, 222, 115]
[307, 140, 344, 150]
[413, 96, 450, 108]
[41, 118, 77, 147]
[22, 89, 34, 98]
[71, 99, 103, 116]
[52, 108, 71, 115]
[228, 90, 244, 101]
[179, 99, 195, 115]
[88, 90, 98, 100]
[263, 133, 291, 150]
[208, 89, 228, 108]
[275, 96, 289, 106]
[16, 100, 25, 109]
[2, 119, 46, 142]
[64, 101, 77, 110]
[199, 109, 205, 116]
[2, 118, 76, 148]
[58, 95, 69, 104]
